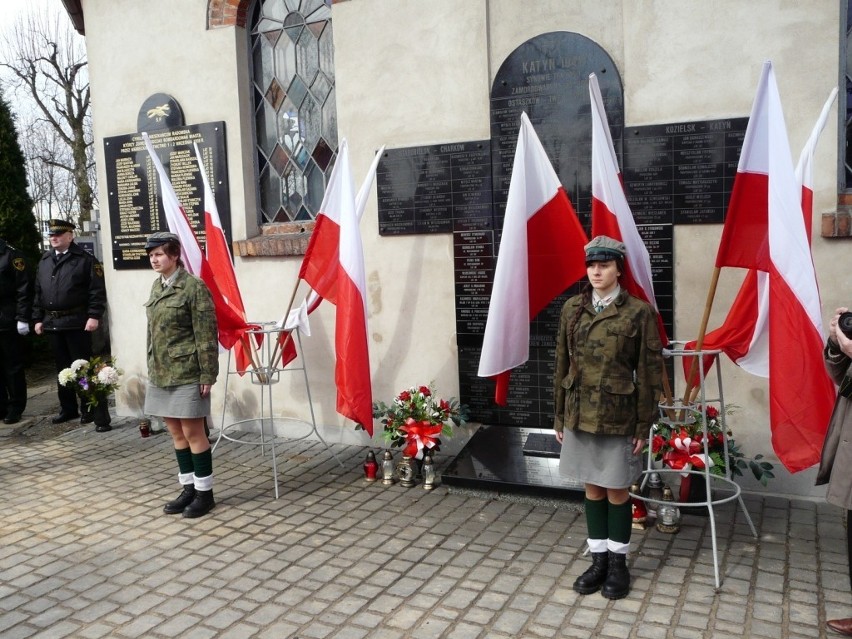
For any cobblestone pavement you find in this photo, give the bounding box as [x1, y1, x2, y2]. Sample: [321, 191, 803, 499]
[0, 395, 849, 638]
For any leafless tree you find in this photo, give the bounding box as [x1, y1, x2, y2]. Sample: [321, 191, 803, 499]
[18, 113, 77, 248]
[0, 6, 96, 225]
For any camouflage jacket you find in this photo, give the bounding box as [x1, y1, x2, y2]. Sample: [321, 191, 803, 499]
[144, 268, 218, 388]
[553, 290, 663, 438]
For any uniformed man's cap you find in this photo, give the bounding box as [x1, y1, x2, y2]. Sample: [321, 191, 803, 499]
[47, 219, 75, 235]
[144, 231, 181, 250]
[584, 235, 626, 262]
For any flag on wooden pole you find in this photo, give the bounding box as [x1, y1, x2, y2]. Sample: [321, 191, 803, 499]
[706, 62, 835, 472]
[589, 72, 668, 344]
[298, 140, 373, 432]
[193, 143, 260, 374]
[142, 132, 247, 350]
[477, 112, 588, 405]
[683, 87, 837, 383]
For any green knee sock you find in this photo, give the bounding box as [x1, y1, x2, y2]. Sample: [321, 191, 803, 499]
[608, 500, 632, 544]
[191, 449, 213, 479]
[585, 497, 608, 540]
[174, 447, 193, 474]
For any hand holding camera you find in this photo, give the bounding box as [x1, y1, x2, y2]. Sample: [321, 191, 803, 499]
[839, 311, 852, 340]
[831, 308, 852, 358]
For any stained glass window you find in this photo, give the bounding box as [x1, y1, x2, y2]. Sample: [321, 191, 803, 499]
[250, 0, 337, 223]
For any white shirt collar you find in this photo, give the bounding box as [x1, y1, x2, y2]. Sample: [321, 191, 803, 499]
[592, 285, 621, 309]
[160, 268, 181, 288]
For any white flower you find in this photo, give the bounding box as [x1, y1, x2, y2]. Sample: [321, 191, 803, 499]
[97, 366, 120, 386]
[58, 368, 76, 386]
[70, 359, 89, 372]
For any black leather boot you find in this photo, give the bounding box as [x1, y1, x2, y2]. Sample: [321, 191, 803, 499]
[573, 552, 609, 594]
[163, 485, 196, 514]
[601, 551, 630, 599]
[182, 489, 215, 519]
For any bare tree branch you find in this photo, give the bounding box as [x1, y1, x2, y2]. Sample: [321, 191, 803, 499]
[0, 6, 96, 224]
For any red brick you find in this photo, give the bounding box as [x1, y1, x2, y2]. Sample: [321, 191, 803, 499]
[821, 213, 837, 237]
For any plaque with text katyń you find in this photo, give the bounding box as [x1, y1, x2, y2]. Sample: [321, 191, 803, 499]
[490, 31, 624, 234]
[476, 31, 624, 428]
[376, 141, 492, 236]
[622, 117, 747, 225]
[103, 122, 231, 269]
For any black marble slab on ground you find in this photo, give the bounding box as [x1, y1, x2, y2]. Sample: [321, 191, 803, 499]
[522, 433, 562, 458]
[442, 425, 584, 496]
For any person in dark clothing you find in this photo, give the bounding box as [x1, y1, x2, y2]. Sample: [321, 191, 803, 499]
[817, 306, 852, 637]
[0, 238, 32, 424]
[32, 219, 109, 430]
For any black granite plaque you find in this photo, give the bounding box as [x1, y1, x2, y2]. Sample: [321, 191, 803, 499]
[450, 32, 627, 429]
[376, 141, 492, 235]
[523, 433, 562, 458]
[103, 122, 231, 270]
[623, 117, 747, 226]
[442, 425, 584, 493]
[137, 93, 185, 133]
[490, 32, 624, 234]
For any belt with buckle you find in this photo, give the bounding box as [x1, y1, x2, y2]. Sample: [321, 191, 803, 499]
[46, 306, 86, 318]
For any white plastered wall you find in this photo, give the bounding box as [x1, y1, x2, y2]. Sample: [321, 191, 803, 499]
[83, 0, 844, 495]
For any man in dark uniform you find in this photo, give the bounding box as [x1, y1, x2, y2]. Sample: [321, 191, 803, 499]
[32, 219, 109, 430]
[0, 237, 32, 425]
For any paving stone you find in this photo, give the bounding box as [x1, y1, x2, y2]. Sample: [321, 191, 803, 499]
[1, 421, 847, 638]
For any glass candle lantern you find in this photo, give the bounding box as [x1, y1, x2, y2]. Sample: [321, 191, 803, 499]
[630, 483, 647, 529]
[396, 455, 416, 487]
[656, 485, 681, 534]
[647, 471, 664, 517]
[422, 454, 436, 490]
[381, 450, 395, 485]
[363, 451, 378, 481]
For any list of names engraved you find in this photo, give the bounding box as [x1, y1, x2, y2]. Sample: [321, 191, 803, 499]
[103, 122, 230, 269]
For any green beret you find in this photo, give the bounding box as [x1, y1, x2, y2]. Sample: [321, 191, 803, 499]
[584, 235, 626, 262]
[144, 231, 181, 250]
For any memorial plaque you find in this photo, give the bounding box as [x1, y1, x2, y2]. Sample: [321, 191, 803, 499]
[623, 117, 747, 226]
[376, 141, 492, 235]
[442, 425, 584, 493]
[490, 32, 624, 233]
[451, 32, 626, 429]
[103, 122, 231, 269]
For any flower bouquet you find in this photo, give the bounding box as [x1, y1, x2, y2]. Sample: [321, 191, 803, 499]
[647, 403, 774, 487]
[372, 385, 469, 460]
[58, 357, 122, 410]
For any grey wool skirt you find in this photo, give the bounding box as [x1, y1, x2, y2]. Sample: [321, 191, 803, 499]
[559, 428, 642, 489]
[144, 383, 210, 419]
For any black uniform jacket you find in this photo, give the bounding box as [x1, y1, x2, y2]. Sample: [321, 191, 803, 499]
[33, 242, 107, 331]
[0, 239, 32, 330]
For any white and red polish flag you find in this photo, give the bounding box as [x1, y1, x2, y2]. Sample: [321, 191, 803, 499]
[588, 73, 668, 345]
[684, 87, 837, 383]
[285, 145, 385, 332]
[142, 133, 247, 350]
[192, 143, 263, 374]
[711, 62, 835, 472]
[298, 140, 373, 433]
[477, 112, 588, 405]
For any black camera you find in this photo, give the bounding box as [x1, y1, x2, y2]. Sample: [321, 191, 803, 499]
[839, 312, 852, 339]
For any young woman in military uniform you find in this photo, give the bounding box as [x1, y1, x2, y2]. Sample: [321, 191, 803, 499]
[144, 232, 219, 518]
[553, 235, 663, 600]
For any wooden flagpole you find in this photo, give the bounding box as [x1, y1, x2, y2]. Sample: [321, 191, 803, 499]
[681, 266, 722, 407]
